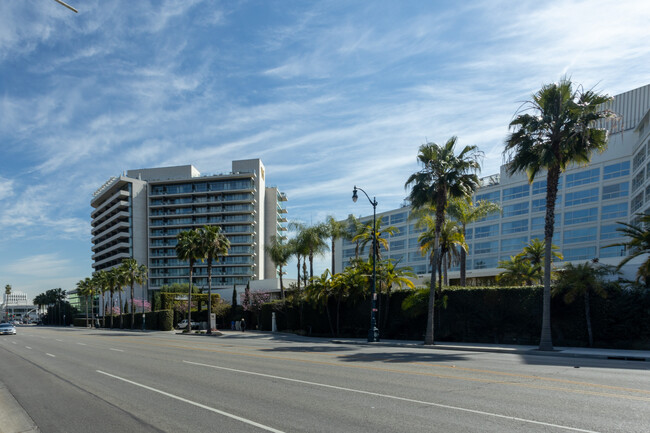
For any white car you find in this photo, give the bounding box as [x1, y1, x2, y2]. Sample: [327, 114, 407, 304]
[176, 319, 199, 330]
[0, 323, 17, 335]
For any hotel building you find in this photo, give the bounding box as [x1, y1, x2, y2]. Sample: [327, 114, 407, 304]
[90, 159, 288, 300]
[335, 84, 650, 282]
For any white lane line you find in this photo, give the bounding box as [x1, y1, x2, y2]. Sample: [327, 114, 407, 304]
[25, 346, 32, 349]
[11, 341, 17, 344]
[109, 348, 124, 352]
[46, 353, 55, 357]
[96, 370, 284, 433]
[55, 339, 63, 342]
[183, 360, 601, 433]
[77, 342, 87, 346]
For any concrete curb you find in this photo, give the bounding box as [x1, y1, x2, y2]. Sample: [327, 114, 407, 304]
[0, 382, 38, 433]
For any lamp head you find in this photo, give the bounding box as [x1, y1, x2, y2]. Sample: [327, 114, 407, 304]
[352, 187, 358, 203]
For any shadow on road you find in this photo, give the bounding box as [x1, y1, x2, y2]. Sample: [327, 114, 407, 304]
[334, 351, 468, 364]
[260, 345, 356, 353]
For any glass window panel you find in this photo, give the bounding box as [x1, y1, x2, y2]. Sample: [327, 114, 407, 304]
[600, 224, 622, 240]
[563, 227, 597, 244]
[474, 257, 498, 269]
[500, 236, 528, 253]
[474, 240, 499, 255]
[565, 188, 599, 207]
[599, 245, 626, 258]
[474, 224, 499, 238]
[564, 208, 598, 225]
[502, 202, 529, 217]
[565, 168, 600, 188]
[563, 247, 596, 261]
[501, 219, 528, 234]
[601, 202, 628, 220]
[603, 161, 630, 180]
[602, 182, 629, 200]
[502, 184, 530, 201]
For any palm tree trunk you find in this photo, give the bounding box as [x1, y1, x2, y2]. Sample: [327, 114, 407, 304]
[424, 253, 436, 345]
[331, 239, 336, 274]
[296, 256, 301, 290]
[187, 260, 193, 332]
[85, 295, 89, 327]
[309, 252, 314, 280]
[110, 290, 114, 328]
[119, 291, 123, 328]
[130, 283, 135, 329]
[207, 257, 213, 334]
[540, 167, 560, 351]
[460, 223, 467, 286]
[279, 265, 285, 300]
[585, 290, 593, 347]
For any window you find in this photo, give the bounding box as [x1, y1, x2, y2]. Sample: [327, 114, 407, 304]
[633, 148, 646, 172]
[600, 225, 621, 240]
[632, 192, 644, 212]
[409, 223, 425, 234]
[474, 257, 498, 269]
[563, 227, 597, 244]
[532, 180, 546, 195]
[390, 229, 405, 238]
[502, 219, 528, 234]
[632, 170, 645, 192]
[408, 237, 421, 249]
[474, 241, 498, 255]
[563, 247, 596, 261]
[408, 251, 426, 262]
[503, 202, 529, 217]
[503, 184, 529, 201]
[474, 224, 499, 238]
[412, 264, 428, 274]
[602, 182, 629, 200]
[391, 239, 406, 251]
[532, 196, 561, 212]
[565, 188, 599, 207]
[500, 236, 528, 253]
[564, 208, 598, 225]
[603, 161, 630, 180]
[390, 253, 405, 263]
[465, 228, 473, 240]
[600, 245, 625, 258]
[601, 202, 627, 220]
[390, 212, 407, 224]
[565, 168, 600, 188]
[531, 215, 561, 231]
[476, 190, 500, 202]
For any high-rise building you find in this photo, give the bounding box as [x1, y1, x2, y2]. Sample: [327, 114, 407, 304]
[336, 84, 650, 282]
[91, 159, 288, 300]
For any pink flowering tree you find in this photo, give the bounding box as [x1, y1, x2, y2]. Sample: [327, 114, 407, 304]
[241, 291, 271, 329]
[131, 299, 152, 313]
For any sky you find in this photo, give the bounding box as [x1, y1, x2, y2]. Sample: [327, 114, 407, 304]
[1, 0, 649, 302]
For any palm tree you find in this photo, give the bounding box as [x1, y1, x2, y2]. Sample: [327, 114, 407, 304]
[120, 258, 148, 329]
[105, 268, 119, 328]
[351, 216, 396, 261]
[552, 261, 613, 346]
[375, 259, 416, 329]
[305, 270, 335, 336]
[610, 213, 650, 286]
[265, 236, 292, 299]
[4, 284, 11, 322]
[516, 238, 563, 284]
[292, 222, 329, 280]
[325, 216, 349, 273]
[496, 256, 541, 286]
[76, 277, 93, 327]
[198, 225, 230, 333]
[93, 270, 110, 327]
[503, 78, 615, 351]
[176, 229, 203, 332]
[447, 198, 501, 285]
[346, 214, 365, 260]
[111, 267, 126, 329]
[405, 136, 481, 345]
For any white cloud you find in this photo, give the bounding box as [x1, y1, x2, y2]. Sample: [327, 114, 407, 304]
[5, 253, 72, 278]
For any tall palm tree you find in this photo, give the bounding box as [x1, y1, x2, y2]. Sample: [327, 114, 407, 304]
[198, 225, 230, 333]
[292, 222, 329, 280]
[4, 284, 11, 322]
[265, 235, 292, 299]
[176, 229, 203, 332]
[93, 270, 110, 328]
[610, 213, 650, 287]
[105, 268, 119, 328]
[503, 78, 615, 351]
[375, 259, 416, 329]
[447, 198, 501, 285]
[405, 136, 481, 345]
[346, 214, 365, 260]
[120, 258, 148, 329]
[76, 277, 93, 327]
[325, 216, 349, 273]
[112, 267, 126, 329]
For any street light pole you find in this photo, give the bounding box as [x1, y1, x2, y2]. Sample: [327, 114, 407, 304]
[352, 186, 379, 342]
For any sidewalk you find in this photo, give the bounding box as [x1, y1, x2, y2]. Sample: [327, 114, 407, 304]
[0, 381, 38, 433]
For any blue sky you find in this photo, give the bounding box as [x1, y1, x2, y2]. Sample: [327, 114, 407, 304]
[1, 0, 649, 302]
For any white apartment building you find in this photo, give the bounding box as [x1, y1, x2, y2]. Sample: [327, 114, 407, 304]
[336, 84, 650, 283]
[90, 159, 288, 301]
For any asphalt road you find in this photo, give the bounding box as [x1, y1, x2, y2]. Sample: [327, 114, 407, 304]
[1, 326, 649, 433]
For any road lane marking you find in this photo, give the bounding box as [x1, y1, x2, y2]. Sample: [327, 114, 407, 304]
[11, 341, 16, 344]
[25, 346, 31, 349]
[56, 339, 63, 342]
[183, 360, 601, 433]
[96, 370, 284, 433]
[109, 348, 124, 352]
[77, 342, 87, 346]
[46, 353, 55, 357]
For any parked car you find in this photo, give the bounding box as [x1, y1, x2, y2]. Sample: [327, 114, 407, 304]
[176, 319, 199, 330]
[0, 323, 17, 335]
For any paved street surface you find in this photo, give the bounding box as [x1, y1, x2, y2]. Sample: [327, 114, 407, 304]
[1, 326, 649, 433]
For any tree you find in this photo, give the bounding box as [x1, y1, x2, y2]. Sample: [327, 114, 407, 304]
[345, 214, 365, 261]
[265, 236, 292, 300]
[610, 213, 650, 287]
[325, 215, 349, 273]
[198, 225, 230, 333]
[305, 270, 336, 336]
[552, 261, 614, 346]
[4, 284, 11, 322]
[109, 267, 126, 328]
[405, 136, 481, 345]
[496, 256, 541, 286]
[292, 222, 329, 280]
[351, 216, 396, 261]
[176, 229, 203, 332]
[503, 78, 615, 351]
[76, 277, 93, 327]
[516, 238, 563, 284]
[375, 259, 416, 329]
[120, 258, 148, 329]
[447, 198, 501, 285]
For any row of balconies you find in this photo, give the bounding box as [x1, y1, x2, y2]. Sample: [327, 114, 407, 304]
[91, 187, 128, 217]
[91, 211, 130, 236]
[92, 241, 130, 261]
[91, 221, 130, 245]
[91, 199, 130, 228]
[91, 251, 130, 269]
[92, 230, 131, 253]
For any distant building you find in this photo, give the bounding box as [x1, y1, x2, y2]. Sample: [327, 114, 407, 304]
[1, 291, 38, 322]
[90, 159, 288, 302]
[336, 84, 650, 283]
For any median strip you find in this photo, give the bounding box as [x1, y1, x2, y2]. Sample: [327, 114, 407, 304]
[183, 360, 602, 433]
[96, 370, 284, 433]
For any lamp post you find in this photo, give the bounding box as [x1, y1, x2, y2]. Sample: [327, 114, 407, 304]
[352, 186, 379, 342]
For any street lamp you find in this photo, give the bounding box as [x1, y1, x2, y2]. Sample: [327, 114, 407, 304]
[352, 186, 379, 342]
